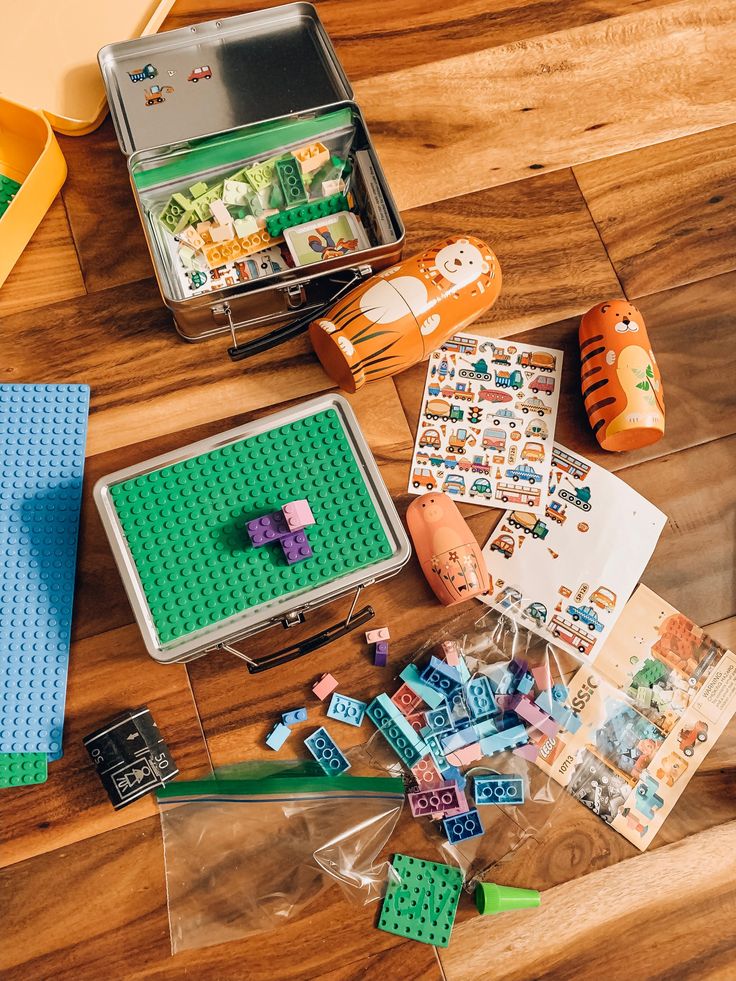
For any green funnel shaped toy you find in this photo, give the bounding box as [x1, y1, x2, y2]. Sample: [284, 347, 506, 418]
[475, 882, 541, 915]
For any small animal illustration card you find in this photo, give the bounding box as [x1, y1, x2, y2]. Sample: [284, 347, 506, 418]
[284, 211, 369, 266]
[480, 442, 666, 663]
[407, 333, 563, 514]
[533, 585, 736, 849]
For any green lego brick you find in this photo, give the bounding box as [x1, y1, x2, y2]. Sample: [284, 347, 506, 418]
[378, 854, 463, 948]
[0, 752, 48, 788]
[109, 409, 393, 645]
[190, 182, 225, 222]
[159, 192, 194, 235]
[275, 156, 308, 206]
[0, 173, 22, 219]
[243, 158, 279, 194]
[265, 193, 351, 238]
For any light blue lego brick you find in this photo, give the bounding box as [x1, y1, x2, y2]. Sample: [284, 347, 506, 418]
[473, 717, 499, 740]
[458, 656, 471, 686]
[326, 692, 367, 727]
[474, 774, 525, 805]
[282, 707, 308, 726]
[443, 808, 484, 844]
[304, 726, 351, 775]
[424, 731, 450, 771]
[266, 722, 291, 751]
[447, 689, 470, 724]
[535, 690, 580, 732]
[551, 683, 569, 702]
[366, 694, 426, 768]
[465, 676, 496, 720]
[517, 672, 535, 695]
[564, 712, 582, 734]
[479, 724, 528, 757]
[438, 763, 467, 791]
[399, 664, 445, 709]
[425, 706, 454, 734]
[441, 727, 478, 753]
[0, 384, 90, 757]
[421, 656, 462, 698]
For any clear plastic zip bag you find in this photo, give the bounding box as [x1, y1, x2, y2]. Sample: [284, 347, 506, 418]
[157, 760, 404, 953]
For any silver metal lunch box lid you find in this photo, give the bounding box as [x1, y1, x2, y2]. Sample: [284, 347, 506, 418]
[94, 394, 411, 665]
[98, 3, 353, 156]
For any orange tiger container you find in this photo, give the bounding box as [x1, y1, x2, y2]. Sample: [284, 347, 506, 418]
[579, 299, 665, 452]
[309, 235, 501, 392]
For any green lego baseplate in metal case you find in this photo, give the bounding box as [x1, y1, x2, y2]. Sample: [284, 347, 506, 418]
[94, 394, 410, 664]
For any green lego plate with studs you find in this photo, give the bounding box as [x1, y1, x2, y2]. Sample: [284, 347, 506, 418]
[0, 752, 48, 788]
[378, 853, 464, 947]
[109, 409, 393, 645]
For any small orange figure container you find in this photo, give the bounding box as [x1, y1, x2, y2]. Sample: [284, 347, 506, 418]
[309, 235, 501, 392]
[579, 300, 665, 452]
[406, 492, 490, 606]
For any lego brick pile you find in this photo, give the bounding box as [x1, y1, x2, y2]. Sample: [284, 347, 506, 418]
[157, 141, 368, 294]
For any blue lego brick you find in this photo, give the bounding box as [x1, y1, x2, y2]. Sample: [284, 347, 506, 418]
[494, 658, 529, 696]
[474, 774, 525, 805]
[425, 706, 454, 734]
[438, 763, 467, 791]
[0, 385, 89, 757]
[366, 694, 426, 768]
[327, 692, 367, 727]
[535, 690, 581, 732]
[465, 676, 496, 719]
[441, 726, 478, 753]
[551, 683, 569, 702]
[473, 717, 499, 740]
[304, 726, 351, 775]
[421, 656, 461, 698]
[424, 731, 450, 771]
[457, 656, 471, 686]
[443, 808, 484, 844]
[266, 722, 291, 751]
[517, 672, 535, 695]
[447, 689, 470, 724]
[282, 707, 307, 726]
[479, 724, 528, 757]
[399, 664, 445, 709]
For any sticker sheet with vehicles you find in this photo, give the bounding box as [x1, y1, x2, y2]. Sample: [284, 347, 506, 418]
[532, 585, 736, 849]
[481, 442, 666, 663]
[407, 333, 563, 513]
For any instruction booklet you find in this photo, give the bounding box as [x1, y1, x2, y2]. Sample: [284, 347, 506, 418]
[407, 332, 563, 515]
[480, 442, 666, 663]
[532, 585, 736, 849]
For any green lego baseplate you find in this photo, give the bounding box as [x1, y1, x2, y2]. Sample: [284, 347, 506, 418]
[110, 409, 393, 645]
[378, 853, 463, 948]
[0, 752, 48, 788]
[0, 173, 22, 219]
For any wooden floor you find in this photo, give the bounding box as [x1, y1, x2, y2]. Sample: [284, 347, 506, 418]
[2, 1, 735, 978]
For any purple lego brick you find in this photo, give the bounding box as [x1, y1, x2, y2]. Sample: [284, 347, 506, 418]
[281, 530, 313, 564]
[247, 510, 290, 546]
[282, 499, 315, 532]
[374, 641, 388, 667]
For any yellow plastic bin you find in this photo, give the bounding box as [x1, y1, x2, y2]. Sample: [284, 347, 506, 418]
[0, 97, 67, 287]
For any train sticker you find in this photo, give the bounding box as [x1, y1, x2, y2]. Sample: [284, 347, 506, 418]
[481, 441, 665, 663]
[407, 332, 563, 513]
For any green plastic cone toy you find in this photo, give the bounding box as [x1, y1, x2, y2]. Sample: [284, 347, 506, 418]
[475, 882, 541, 915]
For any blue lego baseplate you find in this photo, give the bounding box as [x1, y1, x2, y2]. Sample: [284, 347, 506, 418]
[0, 385, 90, 758]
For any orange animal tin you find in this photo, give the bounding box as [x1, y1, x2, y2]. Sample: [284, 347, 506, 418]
[309, 235, 501, 392]
[579, 299, 665, 452]
[406, 492, 490, 606]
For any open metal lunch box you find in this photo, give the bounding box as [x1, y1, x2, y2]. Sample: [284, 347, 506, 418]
[98, 4, 405, 354]
[94, 394, 411, 670]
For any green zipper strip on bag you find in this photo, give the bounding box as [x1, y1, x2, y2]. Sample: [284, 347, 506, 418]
[133, 108, 353, 191]
[156, 773, 405, 801]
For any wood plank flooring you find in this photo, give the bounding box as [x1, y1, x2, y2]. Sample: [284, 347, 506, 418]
[1, 0, 734, 978]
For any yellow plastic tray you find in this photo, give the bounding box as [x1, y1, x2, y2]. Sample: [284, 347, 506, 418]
[0, 97, 66, 287]
[0, 0, 176, 136]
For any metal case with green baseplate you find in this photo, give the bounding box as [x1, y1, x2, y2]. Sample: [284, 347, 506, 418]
[93, 394, 410, 669]
[98, 4, 404, 351]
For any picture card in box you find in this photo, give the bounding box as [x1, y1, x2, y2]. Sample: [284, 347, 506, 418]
[284, 211, 369, 266]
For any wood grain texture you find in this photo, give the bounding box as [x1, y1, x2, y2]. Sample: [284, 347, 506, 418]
[355, 0, 736, 209]
[0, 624, 210, 869]
[575, 124, 736, 296]
[0, 197, 85, 318]
[440, 819, 736, 981]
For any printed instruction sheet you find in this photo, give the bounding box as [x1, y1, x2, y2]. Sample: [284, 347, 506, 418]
[407, 332, 563, 515]
[481, 442, 666, 663]
[532, 585, 736, 849]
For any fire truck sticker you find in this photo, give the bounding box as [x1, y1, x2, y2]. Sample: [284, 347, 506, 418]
[481, 442, 665, 663]
[407, 333, 563, 514]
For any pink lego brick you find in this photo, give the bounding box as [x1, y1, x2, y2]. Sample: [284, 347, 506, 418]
[411, 755, 444, 791]
[446, 742, 483, 767]
[435, 786, 470, 819]
[391, 683, 424, 717]
[282, 499, 315, 532]
[531, 665, 551, 691]
[441, 641, 460, 666]
[513, 743, 540, 763]
[495, 693, 517, 712]
[405, 710, 427, 734]
[366, 627, 390, 643]
[312, 673, 338, 700]
[408, 781, 463, 818]
[512, 695, 559, 737]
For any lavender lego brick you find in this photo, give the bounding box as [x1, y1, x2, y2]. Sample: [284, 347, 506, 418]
[374, 641, 389, 667]
[247, 510, 290, 546]
[281, 530, 313, 564]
